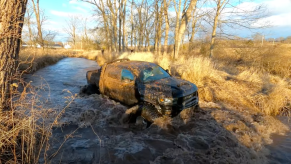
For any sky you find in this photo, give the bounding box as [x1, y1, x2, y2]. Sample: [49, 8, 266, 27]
[35, 0, 291, 42]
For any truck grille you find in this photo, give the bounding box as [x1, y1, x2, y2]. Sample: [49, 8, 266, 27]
[176, 91, 198, 109]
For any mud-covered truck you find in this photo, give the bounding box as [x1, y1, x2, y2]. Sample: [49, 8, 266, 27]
[86, 59, 199, 123]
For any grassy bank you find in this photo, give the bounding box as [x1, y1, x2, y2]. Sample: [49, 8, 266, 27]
[18, 48, 103, 73]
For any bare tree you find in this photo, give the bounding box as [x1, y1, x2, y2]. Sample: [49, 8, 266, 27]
[138, 0, 145, 50]
[84, 0, 112, 50]
[43, 30, 57, 48]
[144, 1, 155, 51]
[130, 0, 134, 48]
[0, 0, 28, 110]
[82, 18, 89, 49]
[163, 0, 170, 53]
[64, 16, 80, 48]
[208, 0, 266, 57]
[23, 4, 35, 47]
[173, 0, 198, 59]
[209, 0, 227, 58]
[122, 0, 127, 51]
[31, 0, 45, 48]
[107, 0, 119, 51]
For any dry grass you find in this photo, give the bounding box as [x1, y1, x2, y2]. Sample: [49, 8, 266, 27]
[0, 48, 82, 163]
[0, 76, 74, 163]
[19, 48, 68, 73]
[19, 48, 103, 73]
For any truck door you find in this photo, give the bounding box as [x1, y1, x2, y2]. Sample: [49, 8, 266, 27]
[103, 65, 122, 101]
[120, 69, 138, 105]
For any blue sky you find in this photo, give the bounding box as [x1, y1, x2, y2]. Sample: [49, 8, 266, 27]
[37, 0, 94, 41]
[37, 0, 291, 41]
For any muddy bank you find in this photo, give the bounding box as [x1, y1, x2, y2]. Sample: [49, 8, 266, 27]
[24, 58, 289, 163]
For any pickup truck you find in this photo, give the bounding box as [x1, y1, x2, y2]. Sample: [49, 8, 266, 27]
[86, 59, 199, 123]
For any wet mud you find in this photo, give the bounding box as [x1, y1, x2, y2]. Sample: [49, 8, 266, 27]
[25, 58, 290, 164]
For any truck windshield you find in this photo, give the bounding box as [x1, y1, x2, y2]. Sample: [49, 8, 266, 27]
[140, 66, 170, 83]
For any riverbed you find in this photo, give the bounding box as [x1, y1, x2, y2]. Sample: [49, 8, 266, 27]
[25, 58, 290, 164]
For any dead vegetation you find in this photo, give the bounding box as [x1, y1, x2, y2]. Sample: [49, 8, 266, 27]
[19, 48, 104, 73]
[0, 70, 75, 163]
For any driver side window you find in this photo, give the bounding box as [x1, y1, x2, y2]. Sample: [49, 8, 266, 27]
[121, 69, 134, 82]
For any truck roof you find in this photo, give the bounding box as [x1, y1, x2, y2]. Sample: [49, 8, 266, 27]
[109, 60, 158, 72]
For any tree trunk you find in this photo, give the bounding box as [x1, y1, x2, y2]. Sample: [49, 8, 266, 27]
[209, 15, 218, 58]
[174, 0, 198, 60]
[154, 0, 159, 54]
[25, 7, 34, 47]
[0, 0, 28, 110]
[31, 0, 43, 48]
[173, 0, 181, 60]
[190, 8, 198, 43]
[209, 0, 227, 58]
[130, 0, 133, 48]
[119, 0, 122, 52]
[122, 0, 127, 51]
[157, 8, 162, 56]
[163, 0, 169, 54]
[137, 1, 144, 51]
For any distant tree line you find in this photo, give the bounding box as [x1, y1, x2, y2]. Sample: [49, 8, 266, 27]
[80, 0, 267, 59]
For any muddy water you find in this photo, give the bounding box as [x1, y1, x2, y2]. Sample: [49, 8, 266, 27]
[25, 58, 290, 164]
[267, 117, 291, 164]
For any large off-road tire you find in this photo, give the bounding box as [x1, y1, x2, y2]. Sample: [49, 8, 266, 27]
[140, 103, 162, 123]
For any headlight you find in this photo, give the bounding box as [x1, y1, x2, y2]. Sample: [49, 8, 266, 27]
[158, 96, 173, 104]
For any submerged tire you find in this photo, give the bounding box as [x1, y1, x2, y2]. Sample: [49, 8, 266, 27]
[140, 103, 162, 123]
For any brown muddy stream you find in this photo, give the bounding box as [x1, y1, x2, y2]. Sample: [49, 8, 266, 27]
[25, 58, 290, 164]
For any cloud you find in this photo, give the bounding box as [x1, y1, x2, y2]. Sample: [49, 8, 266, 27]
[258, 13, 291, 27]
[69, 0, 92, 9]
[50, 10, 83, 17]
[264, 0, 291, 15]
[42, 21, 64, 33]
[72, 6, 88, 13]
[260, 0, 291, 27]
[52, 1, 93, 17]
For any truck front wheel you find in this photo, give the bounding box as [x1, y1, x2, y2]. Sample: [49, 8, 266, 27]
[140, 103, 162, 124]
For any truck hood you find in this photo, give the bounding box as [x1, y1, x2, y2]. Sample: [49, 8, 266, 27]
[138, 76, 198, 99]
